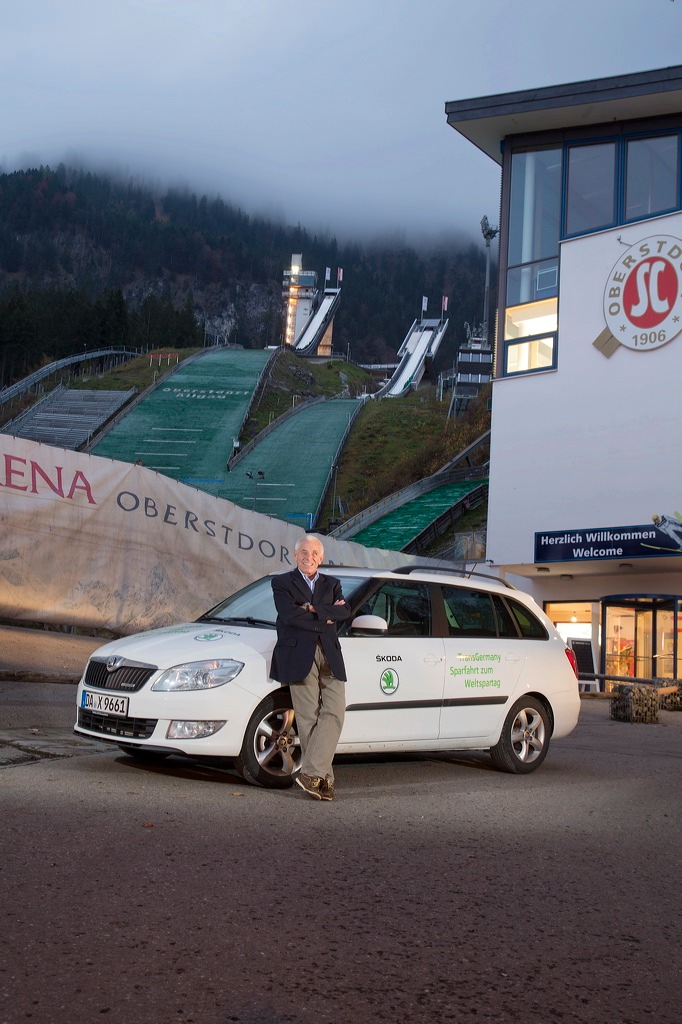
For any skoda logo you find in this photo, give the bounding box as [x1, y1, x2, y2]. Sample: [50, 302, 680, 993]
[106, 656, 124, 672]
[380, 668, 399, 694]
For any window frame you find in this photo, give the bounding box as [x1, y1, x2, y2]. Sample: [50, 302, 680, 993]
[562, 137, 619, 240]
[622, 129, 681, 226]
[503, 332, 557, 377]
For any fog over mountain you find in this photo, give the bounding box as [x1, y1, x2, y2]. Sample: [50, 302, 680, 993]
[2, 1, 679, 242]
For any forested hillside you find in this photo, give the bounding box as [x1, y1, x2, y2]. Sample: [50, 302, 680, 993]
[0, 165, 492, 388]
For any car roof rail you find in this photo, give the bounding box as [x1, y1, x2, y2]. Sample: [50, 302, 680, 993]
[391, 564, 517, 590]
[320, 563, 371, 570]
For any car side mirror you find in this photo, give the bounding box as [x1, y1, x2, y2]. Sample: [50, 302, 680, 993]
[349, 614, 388, 635]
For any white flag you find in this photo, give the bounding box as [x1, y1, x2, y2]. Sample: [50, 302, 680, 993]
[422, 296, 428, 313]
[325, 267, 331, 281]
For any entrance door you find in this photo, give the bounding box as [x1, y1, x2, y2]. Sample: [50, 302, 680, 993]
[653, 602, 675, 679]
[604, 606, 635, 680]
[602, 596, 680, 683]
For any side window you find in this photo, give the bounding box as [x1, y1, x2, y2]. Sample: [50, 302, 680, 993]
[491, 595, 518, 638]
[506, 598, 549, 640]
[442, 587, 497, 637]
[359, 582, 432, 637]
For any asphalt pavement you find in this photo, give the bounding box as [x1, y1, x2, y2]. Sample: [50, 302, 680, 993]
[1, 626, 681, 1024]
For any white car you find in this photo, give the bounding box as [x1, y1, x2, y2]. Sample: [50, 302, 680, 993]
[74, 565, 580, 785]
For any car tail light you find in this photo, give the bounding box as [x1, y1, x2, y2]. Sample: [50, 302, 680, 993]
[564, 646, 579, 678]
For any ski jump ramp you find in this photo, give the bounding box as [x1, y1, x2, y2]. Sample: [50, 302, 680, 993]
[379, 318, 448, 397]
[292, 289, 341, 356]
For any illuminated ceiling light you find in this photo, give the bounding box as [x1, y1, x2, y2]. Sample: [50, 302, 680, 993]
[571, 613, 578, 623]
[536, 567, 550, 573]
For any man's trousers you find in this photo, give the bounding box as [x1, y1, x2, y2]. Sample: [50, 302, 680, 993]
[290, 643, 346, 782]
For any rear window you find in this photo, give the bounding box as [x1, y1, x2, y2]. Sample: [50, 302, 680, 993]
[506, 598, 549, 639]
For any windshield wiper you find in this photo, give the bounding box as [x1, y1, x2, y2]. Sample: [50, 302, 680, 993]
[197, 615, 275, 627]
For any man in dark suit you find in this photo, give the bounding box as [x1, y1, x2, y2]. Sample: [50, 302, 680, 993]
[270, 535, 350, 800]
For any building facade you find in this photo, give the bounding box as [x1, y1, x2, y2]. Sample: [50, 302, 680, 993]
[446, 66, 682, 687]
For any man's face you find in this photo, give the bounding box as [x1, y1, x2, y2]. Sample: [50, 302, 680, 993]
[295, 540, 323, 578]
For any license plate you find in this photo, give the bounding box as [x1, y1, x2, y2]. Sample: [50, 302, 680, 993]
[81, 690, 129, 716]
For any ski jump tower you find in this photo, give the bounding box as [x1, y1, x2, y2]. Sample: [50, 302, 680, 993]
[282, 254, 341, 357]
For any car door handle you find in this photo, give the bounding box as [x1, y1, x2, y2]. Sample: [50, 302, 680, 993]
[423, 654, 444, 665]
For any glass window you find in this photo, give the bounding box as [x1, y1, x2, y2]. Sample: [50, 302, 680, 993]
[506, 599, 548, 640]
[508, 148, 561, 267]
[204, 574, 368, 626]
[442, 587, 497, 637]
[504, 336, 555, 375]
[356, 581, 431, 637]
[491, 595, 518, 638]
[565, 142, 616, 236]
[625, 134, 679, 221]
[506, 258, 558, 306]
[504, 297, 557, 341]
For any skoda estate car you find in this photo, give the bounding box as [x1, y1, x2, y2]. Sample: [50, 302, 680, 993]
[74, 566, 580, 785]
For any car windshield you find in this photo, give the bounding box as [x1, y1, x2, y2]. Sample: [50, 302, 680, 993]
[199, 573, 369, 626]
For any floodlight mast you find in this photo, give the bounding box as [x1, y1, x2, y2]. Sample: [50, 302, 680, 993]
[480, 215, 499, 345]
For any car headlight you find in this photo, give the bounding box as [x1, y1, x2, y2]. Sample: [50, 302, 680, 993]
[151, 659, 244, 692]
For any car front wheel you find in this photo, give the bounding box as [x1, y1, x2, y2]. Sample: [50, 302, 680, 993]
[489, 696, 551, 774]
[236, 691, 300, 788]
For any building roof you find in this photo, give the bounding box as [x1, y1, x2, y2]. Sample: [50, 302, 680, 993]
[445, 65, 682, 164]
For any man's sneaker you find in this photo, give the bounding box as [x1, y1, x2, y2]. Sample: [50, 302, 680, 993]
[296, 774, 323, 799]
[319, 778, 334, 801]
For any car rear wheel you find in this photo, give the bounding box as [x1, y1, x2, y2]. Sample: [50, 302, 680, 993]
[236, 691, 300, 788]
[489, 696, 551, 774]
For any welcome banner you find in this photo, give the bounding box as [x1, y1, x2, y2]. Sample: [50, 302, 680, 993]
[0, 437, 421, 634]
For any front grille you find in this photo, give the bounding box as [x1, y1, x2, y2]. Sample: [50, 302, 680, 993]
[78, 707, 157, 739]
[85, 658, 156, 692]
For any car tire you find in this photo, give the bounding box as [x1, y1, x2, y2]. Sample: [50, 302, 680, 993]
[236, 691, 300, 788]
[489, 696, 551, 774]
[117, 744, 171, 762]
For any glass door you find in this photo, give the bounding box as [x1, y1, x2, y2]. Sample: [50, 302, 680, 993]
[602, 597, 680, 685]
[634, 606, 653, 679]
[654, 602, 675, 680]
[604, 606, 635, 681]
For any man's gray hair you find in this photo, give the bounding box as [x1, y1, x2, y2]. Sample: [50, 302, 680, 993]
[294, 534, 324, 557]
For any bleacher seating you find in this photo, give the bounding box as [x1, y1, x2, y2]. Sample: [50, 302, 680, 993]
[1, 386, 136, 450]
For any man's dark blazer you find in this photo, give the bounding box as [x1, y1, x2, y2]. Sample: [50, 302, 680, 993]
[270, 569, 350, 684]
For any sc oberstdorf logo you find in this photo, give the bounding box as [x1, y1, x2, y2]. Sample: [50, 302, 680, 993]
[602, 234, 682, 354]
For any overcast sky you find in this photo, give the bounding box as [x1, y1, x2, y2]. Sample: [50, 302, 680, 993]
[2, 1, 680, 245]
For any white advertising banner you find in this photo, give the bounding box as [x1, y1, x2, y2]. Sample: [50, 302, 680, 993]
[0, 437, 420, 634]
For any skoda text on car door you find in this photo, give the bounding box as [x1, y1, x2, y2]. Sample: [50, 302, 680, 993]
[340, 578, 445, 744]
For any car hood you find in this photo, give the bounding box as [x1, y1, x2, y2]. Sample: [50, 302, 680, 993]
[88, 622, 277, 667]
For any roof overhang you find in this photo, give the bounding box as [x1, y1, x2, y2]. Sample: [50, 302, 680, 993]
[497, 555, 682, 582]
[445, 65, 682, 165]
